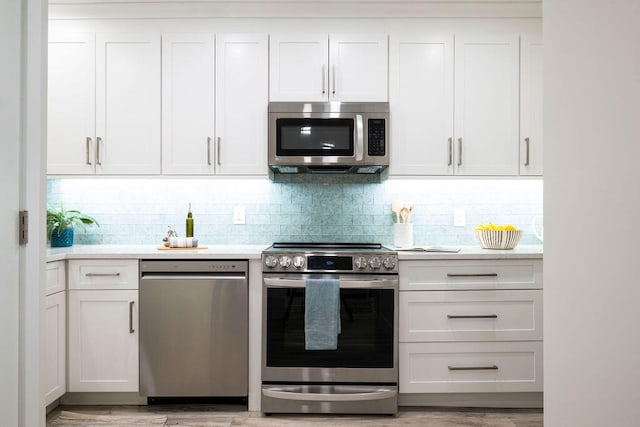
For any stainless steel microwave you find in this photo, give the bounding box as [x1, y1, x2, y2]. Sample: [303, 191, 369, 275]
[268, 102, 389, 174]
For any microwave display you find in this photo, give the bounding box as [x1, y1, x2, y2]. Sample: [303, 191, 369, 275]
[276, 118, 354, 156]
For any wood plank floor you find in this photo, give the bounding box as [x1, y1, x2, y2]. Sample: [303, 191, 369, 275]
[47, 404, 543, 426]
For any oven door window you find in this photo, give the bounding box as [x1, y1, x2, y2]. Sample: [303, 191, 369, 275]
[266, 287, 394, 368]
[276, 118, 354, 157]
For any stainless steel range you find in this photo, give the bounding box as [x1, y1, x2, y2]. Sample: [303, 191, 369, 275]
[261, 242, 398, 415]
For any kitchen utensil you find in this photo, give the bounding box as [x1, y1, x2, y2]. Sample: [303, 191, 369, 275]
[407, 204, 414, 222]
[399, 207, 409, 223]
[391, 200, 402, 223]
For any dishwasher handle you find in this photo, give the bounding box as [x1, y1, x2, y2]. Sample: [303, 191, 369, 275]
[140, 274, 246, 281]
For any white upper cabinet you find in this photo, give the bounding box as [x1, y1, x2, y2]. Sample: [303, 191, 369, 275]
[269, 33, 388, 102]
[162, 33, 267, 175]
[389, 35, 454, 175]
[215, 34, 269, 175]
[454, 35, 520, 175]
[390, 34, 520, 176]
[48, 32, 161, 175]
[48, 33, 96, 175]
[520, 36, 543, 176]
[162, 33, 215, 175]
[95, 33, 161, 174]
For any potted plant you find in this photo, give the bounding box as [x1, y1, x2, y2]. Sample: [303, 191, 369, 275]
[46, 203, 99, 247]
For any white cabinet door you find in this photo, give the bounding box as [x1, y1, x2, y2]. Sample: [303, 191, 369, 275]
[162, 33, 215, 175]
[389, 35, 454, 175]
[95, 33, 161, 175]
[329, 34, 388, 102]
[520, 36, 543, 176]
[68, 289, 139, 392]
[269, 33, 388, 102]
[215, 34, 268, 175]
[454, 35, 519, 175]
[44, 292, 66, 405]
[269, 34, 328, 102]
[48, 33, 95, 175]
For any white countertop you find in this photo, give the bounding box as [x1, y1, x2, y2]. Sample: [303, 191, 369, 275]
[395, 244, 543, 260]
[46, 244, 268, 262]
[47, 243, 542, 262]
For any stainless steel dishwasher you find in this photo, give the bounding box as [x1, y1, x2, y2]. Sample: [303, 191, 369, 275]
[139, 259, 248, 398]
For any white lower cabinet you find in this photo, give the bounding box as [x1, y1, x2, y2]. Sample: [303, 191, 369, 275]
[399, 258, 543, 395]
[44, 261, 67, 406]
[67, 259, 139, 392]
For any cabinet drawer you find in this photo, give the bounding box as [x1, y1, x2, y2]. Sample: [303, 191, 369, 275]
[46, 261, 66, 296]
[399, 341, 543, 393]
[400, 290, 542, 342]
[68, 259, 138, 290]
[399, 259, 542, 291]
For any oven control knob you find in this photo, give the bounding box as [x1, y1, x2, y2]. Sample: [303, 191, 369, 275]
[354, 256, 368, 270]
[264, 255, 278, 268]
[369, 256, 382, 270]
[293, 255, 305, 269]
[382, 256, 397, 270]
[279, 255, 292, 268]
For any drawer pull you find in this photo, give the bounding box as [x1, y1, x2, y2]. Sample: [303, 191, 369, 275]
[85, 272, 121, 277]
[129, 301, 135, 334]
[447, 314, 498, 319]
[448, 365, 498, 371]
[446, 273, 498, 278]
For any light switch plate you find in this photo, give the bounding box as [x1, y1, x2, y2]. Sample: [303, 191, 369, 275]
[454, 208, 466, 227]
[233, 206, 245, 225]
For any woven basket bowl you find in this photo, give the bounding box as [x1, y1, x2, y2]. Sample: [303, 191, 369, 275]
[475, 229, 523, 250]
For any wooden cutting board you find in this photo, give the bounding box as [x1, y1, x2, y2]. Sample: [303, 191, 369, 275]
[157, 246, 208, 250]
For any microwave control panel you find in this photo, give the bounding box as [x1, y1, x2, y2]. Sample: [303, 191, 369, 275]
[367, 119, 386, 156]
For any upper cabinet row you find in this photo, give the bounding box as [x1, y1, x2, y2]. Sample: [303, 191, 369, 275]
[47, 31, 542, 176]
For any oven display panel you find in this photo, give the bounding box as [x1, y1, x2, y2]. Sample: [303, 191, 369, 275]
[307, 256, 352, 270]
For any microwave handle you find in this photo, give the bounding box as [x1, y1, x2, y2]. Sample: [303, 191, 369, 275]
[355, 114, 364, 161]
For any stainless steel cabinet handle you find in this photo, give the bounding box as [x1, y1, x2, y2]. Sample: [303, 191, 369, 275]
[447, 273, 498, 278]
[448, 137, 453, 166]
[129, 301, 135, 334]
[85, 272, 121, 277]
[447, 314, 498, 319]
[207, 137, 212, 166]
[86, 137, 92, 165]
[457, 137, 462, 166]
[322, 64, 326, 95]
[524, 137, 530, 166]
[216, 136, 221, 166]
[96, 137, 103, 165]
[448, 365, 498, 371]
[332, 65, 336, 96]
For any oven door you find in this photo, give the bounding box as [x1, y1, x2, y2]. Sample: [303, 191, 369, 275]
[262, 274, 398, 384]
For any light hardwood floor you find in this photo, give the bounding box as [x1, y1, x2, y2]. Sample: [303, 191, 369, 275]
[47, 404, 543, 426]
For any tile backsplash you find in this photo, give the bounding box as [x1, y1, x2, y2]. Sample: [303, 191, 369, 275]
[47, 177, 543, 247]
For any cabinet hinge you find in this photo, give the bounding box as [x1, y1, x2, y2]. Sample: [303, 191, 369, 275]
[19, 210, 28, 245]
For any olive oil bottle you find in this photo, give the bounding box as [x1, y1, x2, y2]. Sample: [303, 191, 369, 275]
[186, 203, 194, 237]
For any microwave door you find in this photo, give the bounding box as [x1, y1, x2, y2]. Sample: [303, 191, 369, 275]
[275, 118, 355, 159]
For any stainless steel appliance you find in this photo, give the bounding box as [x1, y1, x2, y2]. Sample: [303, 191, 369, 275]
[268, 102, 389, 174]
[139, 260, 248, 399]
[261, 243, 398, 414]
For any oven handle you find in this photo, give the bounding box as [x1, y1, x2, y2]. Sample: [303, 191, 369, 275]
[263, 277, 397, 289]
[262, 387, 397, 402]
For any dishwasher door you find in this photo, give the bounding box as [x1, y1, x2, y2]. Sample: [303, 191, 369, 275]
[139, 261, 248, 397]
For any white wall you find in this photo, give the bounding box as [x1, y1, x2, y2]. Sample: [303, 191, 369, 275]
[544, 1, 640, 425]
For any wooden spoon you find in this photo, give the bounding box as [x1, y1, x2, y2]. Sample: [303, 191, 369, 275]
[400, 207, 409, 223]
[407, 204, 414, 223]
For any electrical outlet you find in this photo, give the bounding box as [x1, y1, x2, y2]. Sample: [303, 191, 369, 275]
[233, 206, 245, 225]
[454, 208, 466, 227]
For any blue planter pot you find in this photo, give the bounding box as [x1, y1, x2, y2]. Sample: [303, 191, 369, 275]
[50, 227, 74, 247]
